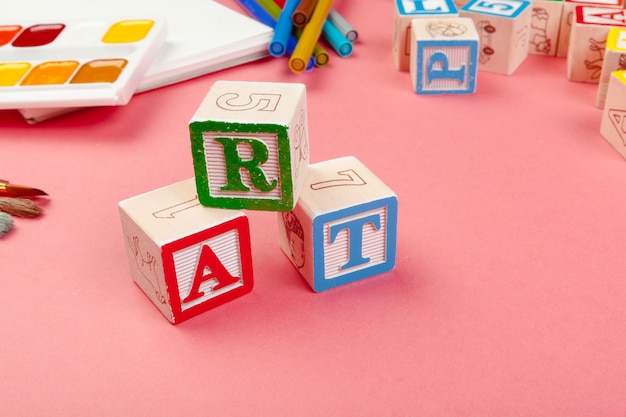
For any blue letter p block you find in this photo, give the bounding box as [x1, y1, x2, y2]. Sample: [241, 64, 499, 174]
[410, 17, 480, 94]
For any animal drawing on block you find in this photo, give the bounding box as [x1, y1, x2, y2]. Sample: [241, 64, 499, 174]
[189, 80, 309, 212]
[528, 1, 562, 56]
[460, 0, 532, 75]
[393, 0, 459, 71]
[277, 157, 398, 292]
[567, 6, 626, 83]
[556, 0, 623, 58]
[119, 178, 254, 324]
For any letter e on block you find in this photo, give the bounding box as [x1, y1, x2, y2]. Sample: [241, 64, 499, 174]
[410, 17, 479, 94]
[119, 178, 253, 324]
[189, 81, 309, 211]
[277, 156, 398, 292]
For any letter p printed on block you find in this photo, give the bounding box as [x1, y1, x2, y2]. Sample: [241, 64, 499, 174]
[410, 17, 479, 94]
[189, 81, 309, 211]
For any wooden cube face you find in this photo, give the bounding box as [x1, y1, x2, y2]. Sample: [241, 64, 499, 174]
[278, 157, 398, 292]
[528, 0, 563, 56]
[600, 71, 626, 159]
[556, 0, 623, 58]
[119, 178, 253, 324]
[189, 81, 309, 211]
[596, 28, 626, 108]
[393, 0, 459, 71]
[461, 0, 532, 75]
[567, 7, 626, 83]
[410, 17, 479, 94]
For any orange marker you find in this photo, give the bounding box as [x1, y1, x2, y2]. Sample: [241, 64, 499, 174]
[289, 0, 332, 73]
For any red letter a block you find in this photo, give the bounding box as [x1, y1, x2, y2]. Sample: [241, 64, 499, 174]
[119, 178, 253, 324]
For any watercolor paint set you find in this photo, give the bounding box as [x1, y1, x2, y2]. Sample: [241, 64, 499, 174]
[10, 0, 273, 123]
[0, 15, 167, 109]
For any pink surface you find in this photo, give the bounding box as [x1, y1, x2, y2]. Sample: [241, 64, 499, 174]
[2, 1, 626, 415]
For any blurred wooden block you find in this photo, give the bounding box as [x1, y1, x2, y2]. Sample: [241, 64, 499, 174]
[409, 16, 479, 94]
[119, 178, 254, 324]
[600, 71, 626, 159]
[596, 27, 626, 108]
[556, 0, 623, 58]
[567, 6, 626, 83]
[460, 0, 532, 75]
[189, 80, 309, 211]
[393, 0, 459, 72]
[277, 156, 398, 292]
[528, 0, 563, 56]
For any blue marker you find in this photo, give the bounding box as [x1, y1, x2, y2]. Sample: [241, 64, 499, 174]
[235, 0, 276, 27]
[269, 0, 301, 57]
[322, 18, 352, 57]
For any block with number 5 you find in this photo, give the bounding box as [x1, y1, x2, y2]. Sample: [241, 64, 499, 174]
[460, 0, 532, 75]
[119, 178, 254, 324]
[278, 156, 398, 292]
[189, 80, 309, 211]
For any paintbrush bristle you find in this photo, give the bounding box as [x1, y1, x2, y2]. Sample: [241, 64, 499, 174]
[0, 212, 14, 237]
[0, 197, 44, 218]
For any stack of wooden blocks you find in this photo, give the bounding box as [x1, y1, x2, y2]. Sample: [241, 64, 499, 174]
[119, 81, 399, 324]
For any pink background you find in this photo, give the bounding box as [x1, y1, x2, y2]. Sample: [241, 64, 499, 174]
[2, 1, 626, 415]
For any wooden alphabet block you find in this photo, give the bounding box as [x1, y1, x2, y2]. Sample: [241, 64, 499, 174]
[119, 178, 254, 324]
[555, 0, 623, 58]
[596, 28, 626, 108]
[528, 0, 563, 56]
[409, 16, 479, 94]
[189, 80, 309, 212]
[600, 70, 626, 159]
[277, 156, 398, 292]
[393, 0, 459, 72]
[460, 0, 532, 75]
[567, 6, 626, 83]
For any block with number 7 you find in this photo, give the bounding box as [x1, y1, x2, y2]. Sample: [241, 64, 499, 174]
[278, 156, 398, 292]
[189, 80, 309, 211]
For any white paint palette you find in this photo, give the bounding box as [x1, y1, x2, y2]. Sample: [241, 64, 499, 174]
[0, 16, 167, 109]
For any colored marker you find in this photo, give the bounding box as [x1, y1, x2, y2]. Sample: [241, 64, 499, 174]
[256, 0, 323, 68]
[235, 0, 276, 27]
[268, 0, 300, 56]
[328, 9, 358, 42]
[236, 0, 314, 69]
[289, 0, 332, 73]
[292, 0, 318, 27]
[322, 18, 352, 57]
[293, 25, 329, 67]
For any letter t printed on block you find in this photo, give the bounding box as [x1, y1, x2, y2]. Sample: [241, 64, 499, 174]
[278, 156, 398, 292]
[189, 81, 309, 211]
